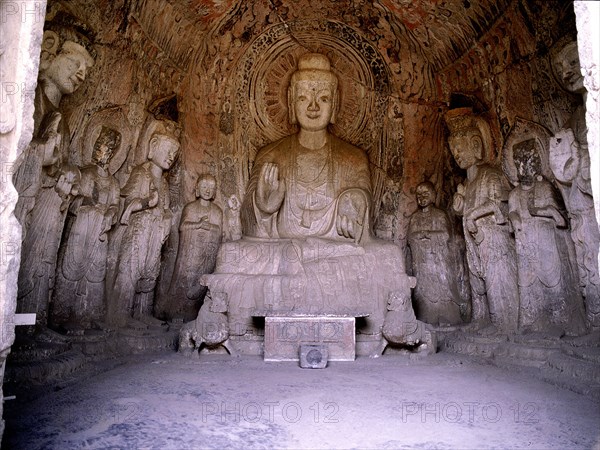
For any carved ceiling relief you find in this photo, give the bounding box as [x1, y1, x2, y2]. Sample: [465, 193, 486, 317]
[437, 0, 576, 137]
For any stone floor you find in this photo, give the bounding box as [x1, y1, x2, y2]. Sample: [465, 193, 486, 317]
[3, 351, 600, 449]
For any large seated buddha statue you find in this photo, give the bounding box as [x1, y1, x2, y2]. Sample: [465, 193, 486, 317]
[201, 53, 414, 354]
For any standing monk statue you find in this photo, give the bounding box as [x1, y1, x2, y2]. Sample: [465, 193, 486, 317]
[407, 181, 463, 326]
[169, 173, 223, 321]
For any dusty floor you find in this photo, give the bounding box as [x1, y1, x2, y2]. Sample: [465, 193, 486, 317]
[3, 351, 600, 449]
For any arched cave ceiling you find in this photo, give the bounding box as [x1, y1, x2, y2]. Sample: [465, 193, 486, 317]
[183, 0, 516, 70]
[58, 0, 572, 75]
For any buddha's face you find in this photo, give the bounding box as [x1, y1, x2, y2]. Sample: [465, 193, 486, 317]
[416, 184, 434, 208]
[293, 80, 334, 132]
[43, 42, 92, 95]
[150, 134, 179, 170]
[554, 43, 584, 94]
[449, 129, 483, 169]
[197, 177, 216, 201]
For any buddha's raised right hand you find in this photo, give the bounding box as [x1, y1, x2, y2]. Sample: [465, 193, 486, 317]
[256, 162, 285, 214]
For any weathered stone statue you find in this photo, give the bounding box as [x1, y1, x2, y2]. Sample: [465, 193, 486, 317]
[13, 29, 94, 233]
[51, 127, 121, 329]
[106, 118, 180, 328]
[202, 53, 414, 355]
[16, 165, 80, 326]
[169, 174, 223, 321]
[407, 181, 463, 326]
[178, 292, 235, 356]
[381, 289, 436, 355]
[446, 107, 519, 332]
[505, 129, 586, 335]
[550, 41, 600, 327]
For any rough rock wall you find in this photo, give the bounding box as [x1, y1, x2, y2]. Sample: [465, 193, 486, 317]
[0, 0, 47, 440]
[574, 0, 600, 275]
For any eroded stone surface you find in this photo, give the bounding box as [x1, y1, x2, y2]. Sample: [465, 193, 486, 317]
[503, 118, 587, 335]
[549, 40, 600, 327]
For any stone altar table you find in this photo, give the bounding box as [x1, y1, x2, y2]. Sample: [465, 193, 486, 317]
[255, 311, 368, 362]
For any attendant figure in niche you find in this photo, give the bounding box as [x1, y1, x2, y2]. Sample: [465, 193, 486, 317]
[16, 162, 80, 326]
[446, 107, 519, 332]
[407, 181, 463, 326]
[106, 118, 180, 329]
[51, 127, 121, 330]
[549, 40, 600, 327]
[13, 28, 94, 232]
[508, 142, 586, 335]
[169, 173, 223, 322]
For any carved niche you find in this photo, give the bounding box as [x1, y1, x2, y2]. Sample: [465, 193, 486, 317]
[222, 20, 393, 223]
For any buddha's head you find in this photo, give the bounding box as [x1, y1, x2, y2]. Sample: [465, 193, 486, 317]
[288, 53, 339, 131]
[38, 28, 94, 102]
[148, 119, 181, 170]
[554, 41, 585, 94]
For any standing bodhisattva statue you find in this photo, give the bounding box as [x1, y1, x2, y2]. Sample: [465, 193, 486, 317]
[446, 108, 519, 332]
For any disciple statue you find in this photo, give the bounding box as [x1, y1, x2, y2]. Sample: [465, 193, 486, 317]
[407, 181, 463, 326]
[169, 174, 223, 321]
[51, 127, 121, 330]
[446, 107, 519, 332]
[16, 165, 80, 326]
[549, 40, 600, 327]
[202, 53, 414, 355]
[507, 139, 586, 335]
[13, 28, 94, 233]
[106, 118, 180, 328]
